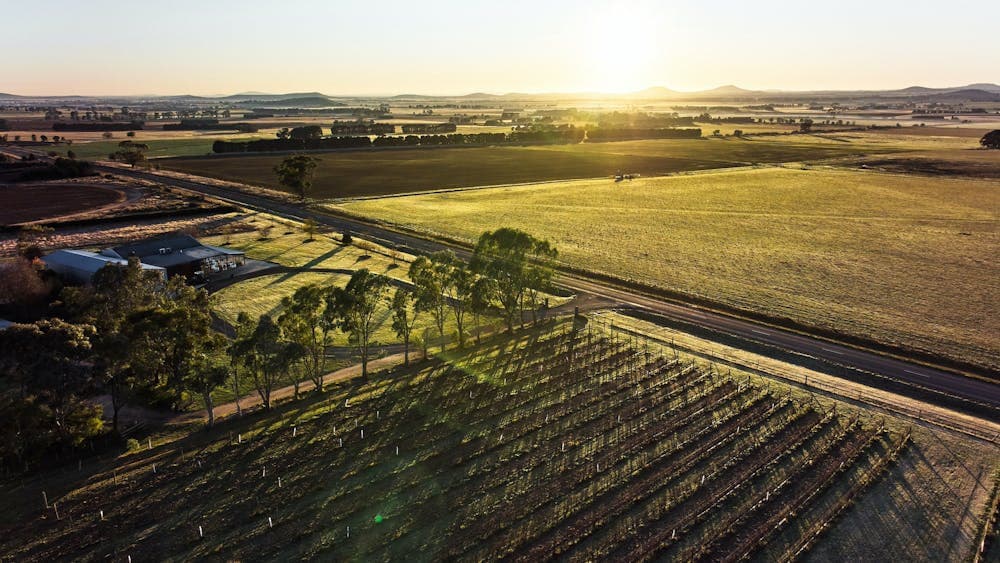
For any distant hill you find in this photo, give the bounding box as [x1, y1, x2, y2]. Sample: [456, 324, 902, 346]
[924, 88, 1000, 102]
[1, 84, 998, 104]
[237, 95, 346, 108]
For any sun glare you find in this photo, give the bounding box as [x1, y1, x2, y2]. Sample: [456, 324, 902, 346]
[579, 9, 662, 93]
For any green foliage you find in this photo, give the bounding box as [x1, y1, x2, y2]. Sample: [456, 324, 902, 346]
[390, 287, 419, 365]
[981, 130, 1000, 149]
[273, 155, 319, 200]
[471, 228, 557, 332]
[328, 269, 391, 378]
[409, 254, 451, 350]
[125, 281, 221, 410]
[279, 284, 329, 392]
[231, 314, 306, 409]
[0, 319, 101, 469]
[15, 157, 95, 181]
[109, 140, 149, 167]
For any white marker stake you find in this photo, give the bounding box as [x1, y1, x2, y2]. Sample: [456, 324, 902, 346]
[262, 467, 266, 478]
[199, 525, 204, 538]
[671, 529, 676, 540]
[43, 491, 49, 509]
[152, 463, 156, 474]
[292, 426, 297, 437]
[53, 503, 60, 520]
[377, 410, 380, 419]
[128, 556, 132, 563]
[395, 446, 399, 456]
[268, 517, 273, 528]
[561, 442, 565, 452]
[360, 429, 364, 439]
[278, 477, 282, 488]
[347, 525, 350, 538]
[100, 510, 104, 521]
[339, 438, 343, 447]
[147, 437, 152, 450]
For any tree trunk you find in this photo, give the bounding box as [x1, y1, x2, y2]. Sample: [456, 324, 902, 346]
[110, 377, 123, 433]
[403, 333, 410, 367]
[203, 387, 215, 428]
[232, 368, 242, 416]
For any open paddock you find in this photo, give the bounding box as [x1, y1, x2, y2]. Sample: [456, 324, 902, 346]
[160, 136, 903, 199]
[335, 167, 1000, 371]
[0, 182, 124, 225]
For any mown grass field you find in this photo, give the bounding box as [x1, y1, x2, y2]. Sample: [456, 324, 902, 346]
[7, 319, 983, 561]
[336, 167, 1000, 371]
[201, 220, 501, 348]
[159, 136, 904, 199]
[210, 272, 464, 348]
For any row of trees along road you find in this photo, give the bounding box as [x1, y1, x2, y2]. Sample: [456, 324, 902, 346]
[0, 227, 556, 471]
[228, 227, 558, 411]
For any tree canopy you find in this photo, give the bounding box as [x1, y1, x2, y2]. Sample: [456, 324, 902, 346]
[273, 155, 319, 200]
[471, 228, 558, 332]
[981, 130, 1000, 149]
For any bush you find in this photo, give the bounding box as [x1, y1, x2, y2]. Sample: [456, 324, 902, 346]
[16, 158, 96, 181]
[126, 438, 141, 452]
[981, 130, 1000, 149]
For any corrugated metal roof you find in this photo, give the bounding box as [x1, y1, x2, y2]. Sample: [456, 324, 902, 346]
[44, 249, 165, 273]
[111, 233, 201, 259]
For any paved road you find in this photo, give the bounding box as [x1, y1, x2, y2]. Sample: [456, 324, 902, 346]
[66, 162, 997, 415]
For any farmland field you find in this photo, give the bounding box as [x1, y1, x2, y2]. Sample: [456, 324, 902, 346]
[0, 182, 124, 225]
[8, 318, 982, 561]
[159, 136, 906, 199]
[335, 166, 1000, 372]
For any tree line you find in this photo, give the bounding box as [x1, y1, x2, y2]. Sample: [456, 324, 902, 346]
[211, 125, 703, 154]
[0, 227, 557, 472]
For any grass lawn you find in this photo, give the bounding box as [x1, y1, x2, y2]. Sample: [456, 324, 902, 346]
[159, 136, 905, 199]
[210, 271, 470, 348]
[200, 218, 412, 275]
[335, 167, 1000, 371]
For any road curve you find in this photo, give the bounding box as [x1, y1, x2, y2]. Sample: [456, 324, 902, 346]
[98, 163, 1000, 414]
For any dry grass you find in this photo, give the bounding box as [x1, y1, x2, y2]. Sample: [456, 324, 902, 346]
[336, 167, 1000, 370]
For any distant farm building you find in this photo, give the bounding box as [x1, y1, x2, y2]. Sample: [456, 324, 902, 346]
[44, 233, 245, 285]
[101, 233, 245, 279]
[43, 249, 166, 285]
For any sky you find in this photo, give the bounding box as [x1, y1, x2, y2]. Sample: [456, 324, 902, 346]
[3, 0, 998, 96]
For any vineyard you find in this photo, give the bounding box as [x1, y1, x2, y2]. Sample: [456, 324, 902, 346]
[3, 319, 911, 560]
